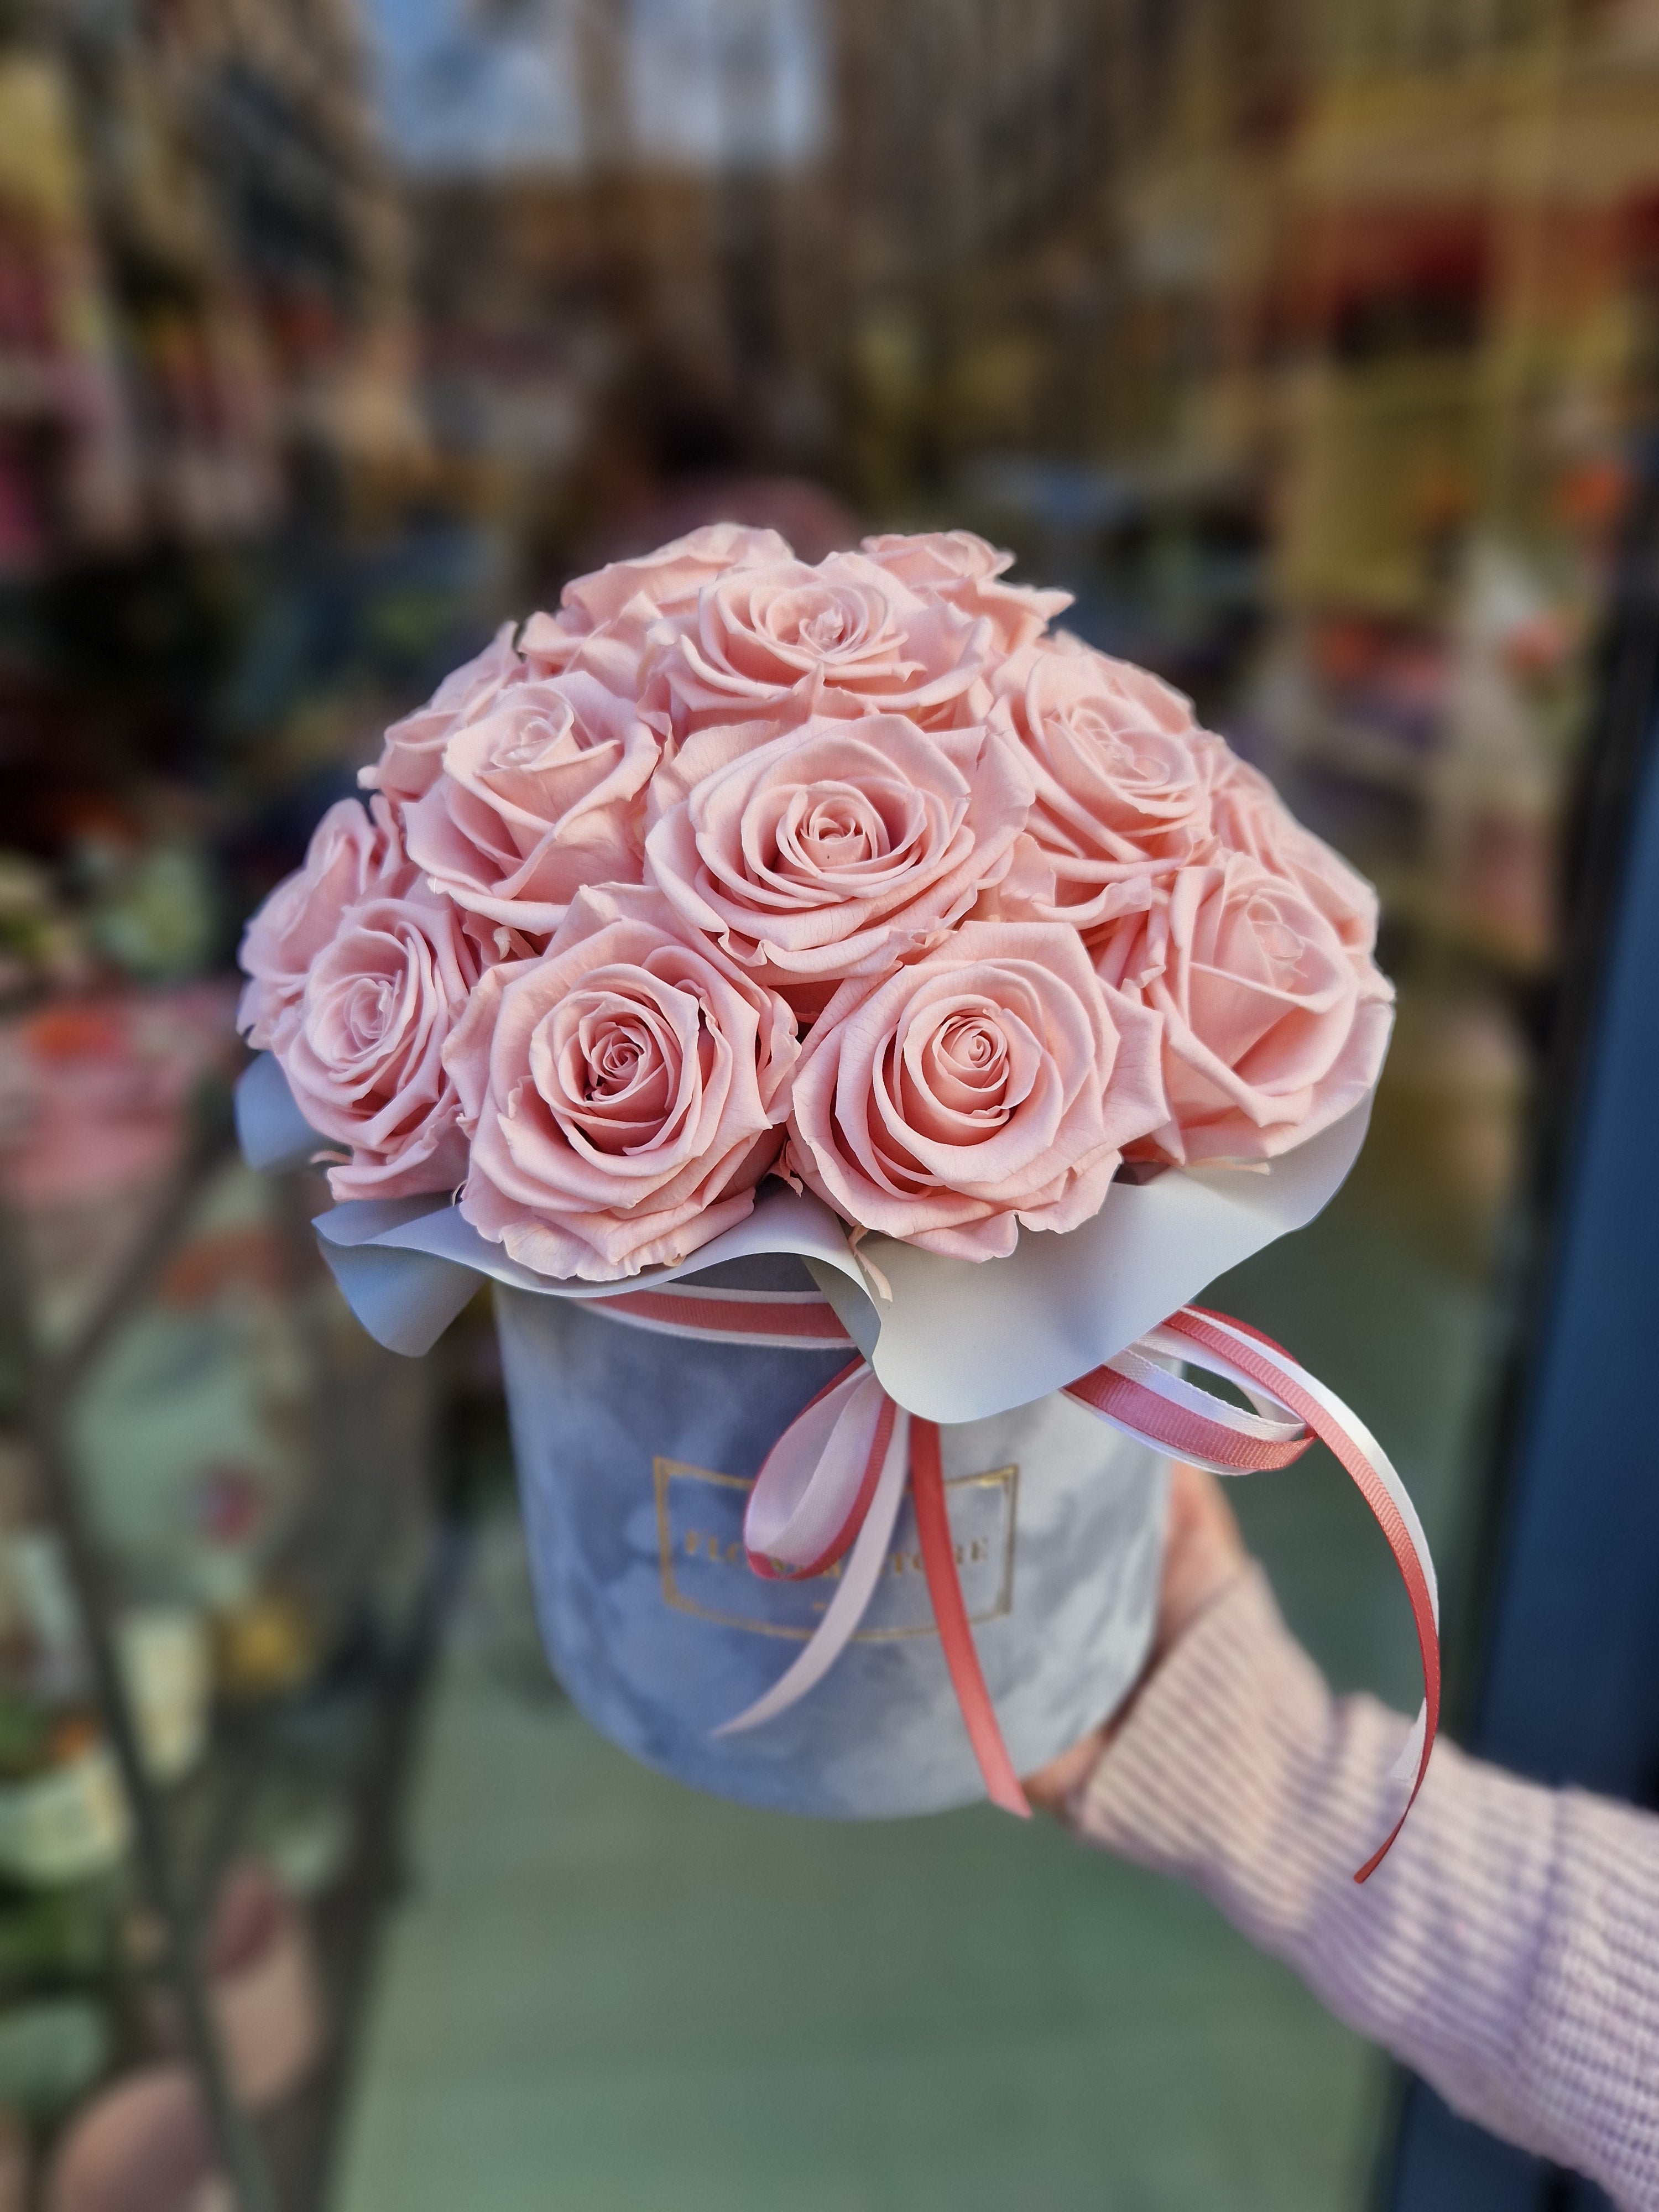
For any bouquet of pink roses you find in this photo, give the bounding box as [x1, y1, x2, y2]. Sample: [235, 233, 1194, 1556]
[236, 525, 1434, 1855]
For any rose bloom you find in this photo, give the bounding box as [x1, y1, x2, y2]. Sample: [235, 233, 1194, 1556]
[785, 920, 1166, 1260]
[1202, 743, 1383, 967]
[446, 885, 796, 1281]
[359, 623, 524, 804]
[517, 524, 794, 703]
[237, 796, 416, 1050]
[275, 887, 480, 1201]
[653, 550, 989, 736]
[989, 635, 1211, 937]
[860, 530, 1072, 654]
[644, 713, 1032, 1010]
[404, 670, 659, 942]
[1094, 853, 1394, 1166]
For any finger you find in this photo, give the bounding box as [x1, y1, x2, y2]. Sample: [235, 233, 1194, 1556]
[1022, 1718, 1114, 1815]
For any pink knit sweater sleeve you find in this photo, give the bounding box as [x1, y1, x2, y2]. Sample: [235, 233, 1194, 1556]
[1065, 1565, 1659, 2211]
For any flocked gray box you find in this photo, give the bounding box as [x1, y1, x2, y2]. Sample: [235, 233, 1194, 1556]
[495, 1255, 1168, 1819]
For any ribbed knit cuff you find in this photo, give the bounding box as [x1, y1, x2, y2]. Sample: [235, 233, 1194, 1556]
[1517, 1790, 1659, 2208]
[1068, 1566, 1415, 1921]
[1063, 1566, 1659, 2203]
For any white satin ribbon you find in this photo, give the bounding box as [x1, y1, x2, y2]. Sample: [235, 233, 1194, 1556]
[712, 1395, 910, 1737]
[741, 1366, 895, 1570]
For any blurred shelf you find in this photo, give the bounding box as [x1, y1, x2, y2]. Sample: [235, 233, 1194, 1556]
[46, 1096, 239, 1399]
[252, 1530, 457, 2212]
[0, 353, 70, 421]
[144, 1536, 451, 2212]
[1294, 723, 1438, 801]
[1374, 865, 1556, 978]
[0, 1038, 450, 2212]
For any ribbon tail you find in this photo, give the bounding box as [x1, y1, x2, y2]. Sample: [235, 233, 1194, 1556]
[910, 1419, 1031, 1819]
[1164, 1307, 1441, 1885]
[711, 1406, 911, 1738]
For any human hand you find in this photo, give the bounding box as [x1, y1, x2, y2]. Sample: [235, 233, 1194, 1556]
[1023, 1459, 1249, 1816]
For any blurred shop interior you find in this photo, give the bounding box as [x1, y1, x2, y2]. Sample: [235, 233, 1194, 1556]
[0, 0, 1655, 2206]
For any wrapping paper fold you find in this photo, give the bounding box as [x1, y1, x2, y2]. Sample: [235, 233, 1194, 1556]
[236, 1052, 1371, 1425]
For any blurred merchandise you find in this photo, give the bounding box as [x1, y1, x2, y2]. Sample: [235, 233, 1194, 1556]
[0, 954, 440, 2206]
[0, 1719, 126, 1888]
[1370, 988, 1532, 1272]
[0, 1881, 119, 1992]
[234, 1775, 354, 1904]
[0, 988, 234, 1206]
[208, 1593, 316, 1707]
[0, 1997, 107, 2120]
[44, 2065, 223, 2212]
[113, 1611, 209, 1788]
[0, 985, 240, 1351]
[0, 1527, 84, 1699]
[67, 1164, 314, 1618]
[202, 1864, 324, 2113]
[0, 2106, 25, 2212]
[0, 861, 88, 1005]
[81, 847, 218, 989]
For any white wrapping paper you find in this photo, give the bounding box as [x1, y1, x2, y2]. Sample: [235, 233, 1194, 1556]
[235, 1053, 1371, 1425]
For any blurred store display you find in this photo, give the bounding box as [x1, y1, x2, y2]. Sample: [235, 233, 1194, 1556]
[0, 971, 444, 2208]
[44, 2063, 223, 2212]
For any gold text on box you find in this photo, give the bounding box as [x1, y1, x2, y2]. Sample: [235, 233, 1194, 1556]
[653, 1457, 1018, 1641]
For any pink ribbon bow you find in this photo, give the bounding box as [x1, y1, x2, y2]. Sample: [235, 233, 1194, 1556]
[584, 1287, 1440, 1882]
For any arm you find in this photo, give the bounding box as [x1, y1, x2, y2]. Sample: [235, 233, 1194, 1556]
[1032, 1469, 1659, 2212]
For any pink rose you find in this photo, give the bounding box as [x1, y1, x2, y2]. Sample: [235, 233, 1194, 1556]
[540, 522, 795, 642]
[643, 713, 1033, 1009]
[359, 623, 524, 804]
[1094, 854, 1394, 1166]
[785, 920, 1166, 1260]
[274, 887, 480, 1201]
[237, 797, 416, 1049]
[518, 523, 794, 701]
[989, 636, 1211, 937]
[447, 885, 795, 1281]
[860, 530, 1072, 653]
[1203, 745, 1383, 966]
[403, 671, 659, 941]
[654, 551, 989, 735]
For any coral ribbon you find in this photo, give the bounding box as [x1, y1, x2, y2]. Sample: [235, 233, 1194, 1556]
[582, 1284, 1439, 1880]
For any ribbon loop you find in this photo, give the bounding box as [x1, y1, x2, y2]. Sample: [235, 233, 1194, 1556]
[1065, 1348, 1312, 1477]
[594, 1280, 1440, 1880]
[712, 1397, 911, 1739]
[744, 1361, 894, 1579]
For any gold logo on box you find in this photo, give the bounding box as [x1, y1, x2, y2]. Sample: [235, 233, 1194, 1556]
[654, 1456, 1017, 1641]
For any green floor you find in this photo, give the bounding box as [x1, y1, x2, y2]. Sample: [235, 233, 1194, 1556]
[335, 1184, 1488, 2212]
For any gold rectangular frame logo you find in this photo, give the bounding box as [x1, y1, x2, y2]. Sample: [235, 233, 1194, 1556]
[654, 1455, 1018, 1641]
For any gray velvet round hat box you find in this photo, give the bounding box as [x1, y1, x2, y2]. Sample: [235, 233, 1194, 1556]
[495, 1256, 1168, 1819]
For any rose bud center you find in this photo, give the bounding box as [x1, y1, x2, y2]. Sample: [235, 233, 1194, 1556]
[546, 989, 695, 1154]
[929, 1011, 1010, 1110]
[772, 780, 919, 880]
[341, 974, 399, 1052]
[1241, 894, 1314, 978]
